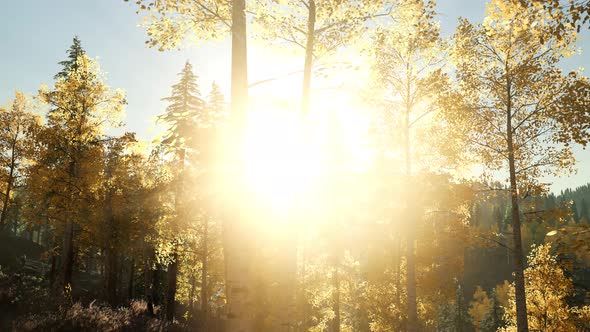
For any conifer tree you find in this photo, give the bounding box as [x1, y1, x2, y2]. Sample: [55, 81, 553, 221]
[159, 60, 205, 321]
[160, 61, 205, 148]
[54, 36, 85, 80]
[130, 1, 252, 327]
[206, 81, 226, 126]
[36, 41, 125, 297]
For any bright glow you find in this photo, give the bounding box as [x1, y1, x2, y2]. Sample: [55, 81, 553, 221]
[244, 50, 375, 221]
[244, 106, 322, 214]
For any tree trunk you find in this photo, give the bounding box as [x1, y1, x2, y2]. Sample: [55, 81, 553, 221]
[231, 0, 248, 127]
[60, 218, 75, 295]
[153, 265, 161, 312]
[165, 251, 179, 321]
[145, 248, 156, 316]
[225, 0, 253, 329]
[49, 253, 57, 286]
[59, 142, 81, 298]
[506, 79, 529, 332]
[106, 246, 118, 306]
[105, 186, 118, 306]
[165, 145, 186, 322]
[0, 141, 17, 229]
[128, 258, 135, 300]
[301, 0, 316, 116]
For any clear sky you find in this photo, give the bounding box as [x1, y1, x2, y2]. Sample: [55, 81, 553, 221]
[0, 0, 588, 193]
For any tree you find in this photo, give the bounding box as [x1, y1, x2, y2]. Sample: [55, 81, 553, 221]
[370, 1, 446, 330]
[137, 147, 174, 317]
[469, 286, 493, 331]
[0, 92, 39, 230]
[55, 36, 85, 80]
[580, 198, 589, 222]
[130, 1, 252, 327]
[160, 61, 205, 148]
[95, 133, 140, 306]
[501, 244, 590, 331]
[158, 60, 205, 322]
[252, 0, 391, 115]
[197, 81, 227, 327]
[444, 1, 590, 330]
[37, 44, 125, 296]
[250, 2, 392, 324]
[515, 0, 590, 41]
[570, 199, 580, 223]
[206, 81, 227, 126]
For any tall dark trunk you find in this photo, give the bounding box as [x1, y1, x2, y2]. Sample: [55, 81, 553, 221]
[12, 213, 17, 235]
[128, 258, 135, 300]
[49, 253, 57, 286]
[105, 246, 118, 306]
[165, 251, 179, 321]
[506, 78, 529, 332]
[105, 189, 118, 306]
[59, 136, 81, 298]
[60, 218, 75, 295]
[301, 0, 316, 116]
[145, 248, 156, 316]
[0, 140, 17, 230]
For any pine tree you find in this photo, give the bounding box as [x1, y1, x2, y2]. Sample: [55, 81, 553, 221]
[159, 60, 204, 322]
[206, 81, 226, 127]
[37, 50, 125, 297]
[570, 200, 580, 223]
[159, 61, 205, 149]
[55, 36, 85, 80]
[579, 198, 589, 223]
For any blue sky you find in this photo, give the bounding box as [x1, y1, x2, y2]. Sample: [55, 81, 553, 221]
[0, 0, 588, 192]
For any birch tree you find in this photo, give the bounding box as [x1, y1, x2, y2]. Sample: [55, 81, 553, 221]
[444, 1, 590, 330]
[370, 1, 446, 330]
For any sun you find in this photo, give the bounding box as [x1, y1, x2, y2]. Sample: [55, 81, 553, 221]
[242, 89, 376, 218]
[244, 105, 322, 215]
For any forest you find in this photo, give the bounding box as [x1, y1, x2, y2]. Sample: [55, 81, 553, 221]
[1, 0, 590, 331]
